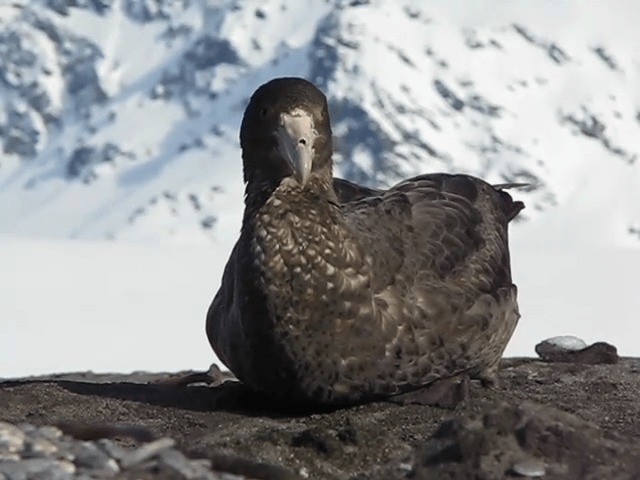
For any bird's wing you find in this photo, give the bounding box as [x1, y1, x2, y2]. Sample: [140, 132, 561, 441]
[206, 237, 286, 386]
[341, 174, 521, 295]
[333, 177, 383, 203]
[206, 241, 242, 369]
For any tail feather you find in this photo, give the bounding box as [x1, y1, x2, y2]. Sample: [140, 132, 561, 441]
[492, 182, 531, 190]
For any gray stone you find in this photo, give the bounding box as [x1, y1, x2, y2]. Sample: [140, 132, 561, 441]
[56, 460, 76, 475]
[23, 438, 58, 458]
[536, 338, 619, 364]
[36, 427, 62, 441]
[22, 458, 59, 474]
[0, 423, 25, 453]
[120, 437, 176, 468]
[0, 460, 26, 480]
[158, 449, 199, 478]
[14, 425, 35, 436]
[30, 467, 73, 480]
[73, 441, 119, 476]
[95, 439, 128, 461]
[510, 457, 546, 477]
[0, 458, 61, 480]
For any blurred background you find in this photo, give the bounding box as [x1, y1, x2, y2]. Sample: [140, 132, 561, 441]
[1, 0, 639, 377]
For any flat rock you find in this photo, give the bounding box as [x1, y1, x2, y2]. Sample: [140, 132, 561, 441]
[1, 358, 640, 480]
[535, 339, 619, 364]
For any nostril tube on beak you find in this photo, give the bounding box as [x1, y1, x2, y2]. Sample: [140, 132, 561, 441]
[276, 110, 316, 186]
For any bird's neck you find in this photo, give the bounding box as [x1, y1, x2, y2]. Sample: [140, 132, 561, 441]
[243, 172, 336, 214]
[240, 174, 374, 354]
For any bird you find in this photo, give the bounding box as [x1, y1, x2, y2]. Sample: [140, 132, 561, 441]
[206, 77, 523, 406]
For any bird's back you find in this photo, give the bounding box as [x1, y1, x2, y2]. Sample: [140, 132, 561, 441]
[338, 173, 522, 296]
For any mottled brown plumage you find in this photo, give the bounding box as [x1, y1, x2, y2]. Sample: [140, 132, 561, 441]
[206, 77, 523, 405]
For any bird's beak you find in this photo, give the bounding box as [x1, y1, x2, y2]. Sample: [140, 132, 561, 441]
[275, 110, 315, 187]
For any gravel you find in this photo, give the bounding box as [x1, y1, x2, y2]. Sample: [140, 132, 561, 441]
[0, 421, 240, 480]
[2, 357, 640, 479]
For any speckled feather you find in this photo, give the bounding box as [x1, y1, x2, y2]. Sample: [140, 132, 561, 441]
[207, 78, 523, 404]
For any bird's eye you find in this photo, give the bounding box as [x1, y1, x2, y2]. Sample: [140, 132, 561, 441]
[260, 108, 268, 117]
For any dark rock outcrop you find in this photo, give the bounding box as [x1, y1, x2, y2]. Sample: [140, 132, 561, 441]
[2, 358, 640, 479]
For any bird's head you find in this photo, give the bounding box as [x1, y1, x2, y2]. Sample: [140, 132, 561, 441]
[240, 78, 333, 191]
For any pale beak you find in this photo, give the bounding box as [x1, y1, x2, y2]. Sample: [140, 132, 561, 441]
[275, 110, 315, 186]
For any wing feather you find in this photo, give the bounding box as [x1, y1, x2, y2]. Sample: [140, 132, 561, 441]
[341, 174, 517, 296]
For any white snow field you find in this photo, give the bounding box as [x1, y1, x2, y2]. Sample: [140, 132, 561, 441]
[0, 236, 225, 377]
[1, 233, 639, 378]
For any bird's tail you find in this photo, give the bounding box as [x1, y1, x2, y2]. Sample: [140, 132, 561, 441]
[491, 182, 531, 190]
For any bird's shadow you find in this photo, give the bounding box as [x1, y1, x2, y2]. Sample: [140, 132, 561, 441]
[3, 378, 344, 419]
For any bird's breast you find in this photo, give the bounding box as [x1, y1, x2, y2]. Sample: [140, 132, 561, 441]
[249, 195, 374, 333]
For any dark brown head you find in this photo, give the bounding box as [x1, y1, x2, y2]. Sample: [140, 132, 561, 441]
[240, 77, 333, 193]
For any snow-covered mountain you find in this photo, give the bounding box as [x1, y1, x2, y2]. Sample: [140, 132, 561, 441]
[3, 0, 640, 377]
[1, 0, 639, 246]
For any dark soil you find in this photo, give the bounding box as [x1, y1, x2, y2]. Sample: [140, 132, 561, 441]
[2, 358, 640, 479]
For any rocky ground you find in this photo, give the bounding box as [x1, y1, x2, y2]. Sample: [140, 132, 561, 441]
[2, 357, 640, 480]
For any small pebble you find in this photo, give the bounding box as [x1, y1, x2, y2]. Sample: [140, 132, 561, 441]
[37, 427, 62, 441]
[0, 460, 27, 478]
[30, 467, 72, 480]
[57, 460, 76, 474]
[158, 449, 199, 478]
[0, 423, 25, 453]
[510, 457, 546, 477]
[23, 458, 58, 473]
[0, 460, 26, 480]
[24, 438, 58, 457]
[103, 458, 120, 475]
[74, 441, 114, 470]
[191, 458, 213, 469]
[95, 439, 128, 461]
[15, 425, 35, 435]
[120, 437, 176, 468]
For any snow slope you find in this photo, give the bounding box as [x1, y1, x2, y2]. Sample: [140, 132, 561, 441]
[2, 235, 639, 378]
[0, 236, 221, 377]
[0, 0, 639, 244]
